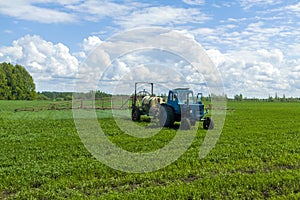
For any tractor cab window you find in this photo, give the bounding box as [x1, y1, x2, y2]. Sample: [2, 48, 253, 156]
[177, 92, 186, 103]
[189, 92, 195, 103]
[168, 91, 177, 102]
[197, 93, 203, 103]
[173, 93, 178, 101]
[177, 91, 194, 104]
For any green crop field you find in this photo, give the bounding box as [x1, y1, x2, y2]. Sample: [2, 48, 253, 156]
[0, 100, 299, 199]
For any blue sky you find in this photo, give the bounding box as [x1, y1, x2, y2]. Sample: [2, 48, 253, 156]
[0, 0, 300, 98]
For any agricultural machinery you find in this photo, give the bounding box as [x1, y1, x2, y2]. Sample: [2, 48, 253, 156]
[131, 82, 214, 130]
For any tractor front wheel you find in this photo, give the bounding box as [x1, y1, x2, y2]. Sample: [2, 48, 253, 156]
[203, 117, 214, 130]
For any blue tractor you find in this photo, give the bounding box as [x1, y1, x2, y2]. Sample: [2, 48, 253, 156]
[131, 82, 214, 130]
[159, 88, 214, 130]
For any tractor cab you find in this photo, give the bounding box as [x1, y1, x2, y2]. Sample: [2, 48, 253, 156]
[167, 88, 193, 113]
[166, 88, 206, 124]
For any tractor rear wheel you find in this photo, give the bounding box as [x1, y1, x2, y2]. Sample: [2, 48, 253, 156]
[159, 106, 174, 127]
[203, 117, 214, 130]
[132, 107, 141, 121]
[190, 120, 196, 126]
[180, 118, 191, 130]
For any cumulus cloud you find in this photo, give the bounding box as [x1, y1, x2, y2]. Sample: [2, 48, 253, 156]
[81, 36, 103, 52]
[206, 48, 299, 98]
[73, 36, 104, 59]
[75, 28, 218, 95]
[0, 35, 78, 91]
[101, 60, 193, 95]
[99, 50, 185, 87]
[1, 31, 299, 97]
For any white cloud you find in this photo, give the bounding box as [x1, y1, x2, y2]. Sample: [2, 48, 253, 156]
[116, 6, 210, 28]
[182, 0, 205, 6]
[0, 35, 78, 91]
[65, 0, 133, 22]
[245, 21, 283, 36]
[0, 0, 210, 33]
[286, 2, 300, 13]
[82, 36, 103, 52]
[286, 44, 300, 58]
[73, 28, 221, 95]
[0, 0, 138, 24]
[1, 29, 298, 97]
[4, 30, 13, 34]
[238, 0, 283, 10]
[73, 36, 104, 59]
[192, 28, 215, 36]
[0, 45, 23, 61]
[206, 48, 298, 98]
[227, 18, 248, 23]
[256, 49, 284, 63]
[192, 14, 295, 54]
[0, 1, 76, 23]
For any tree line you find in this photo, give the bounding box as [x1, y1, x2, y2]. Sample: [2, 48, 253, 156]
[0, 62, 36, 100]
[232, 93, 300, 102]
[38, 90, 112, 101]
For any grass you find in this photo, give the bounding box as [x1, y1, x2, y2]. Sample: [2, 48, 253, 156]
[0, 100, 299, 199]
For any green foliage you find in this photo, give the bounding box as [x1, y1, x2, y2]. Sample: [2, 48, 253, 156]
[234, 94, 243, 101]
[38, 91, 73, 101]
[230, 93, 300, 102]
[39, 90, 112, 101]
[0, 62, 36, 100]
[36, 93, 51, 100]
[0, 101, 299, 199]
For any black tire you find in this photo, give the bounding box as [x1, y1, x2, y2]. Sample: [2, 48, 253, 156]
[180, 118, 191, 130]
[190, 120, 196, 126]
[132, 107, 141, 121]
[203, 117, 214, 130]
[208, 118, 214, 129]
[159, 106, 174, 127]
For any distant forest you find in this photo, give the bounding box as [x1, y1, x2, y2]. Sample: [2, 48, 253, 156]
[38, 91, 112, 101]
[0, 62, 36, 100]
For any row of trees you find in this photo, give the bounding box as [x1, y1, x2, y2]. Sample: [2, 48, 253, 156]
[233, 93, 300, 102]
[37, 92, 300, 102]
[0, 62, 36, 100]
[38, 90, 112, 101]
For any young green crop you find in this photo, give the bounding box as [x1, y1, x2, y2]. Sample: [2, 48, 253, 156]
[0, 101, 299, 199]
